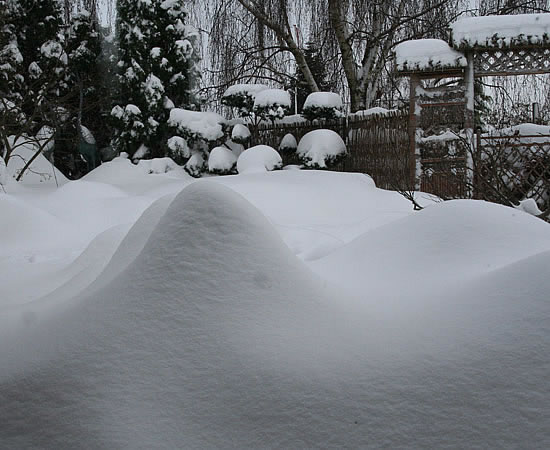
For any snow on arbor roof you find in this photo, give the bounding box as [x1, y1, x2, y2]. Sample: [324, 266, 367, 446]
[450, 13, 550, 49]
[222, 84, 269, 99]
[168, 109, 226, 141]
[395, 39, 466, 73]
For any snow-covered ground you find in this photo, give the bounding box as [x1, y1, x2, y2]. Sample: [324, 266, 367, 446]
[1, 157, 549, 448]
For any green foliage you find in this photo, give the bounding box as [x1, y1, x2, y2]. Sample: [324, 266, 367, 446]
[301, 105, 344, 121]
[294, 42, 332, 112]
[112, 0, 201, 159]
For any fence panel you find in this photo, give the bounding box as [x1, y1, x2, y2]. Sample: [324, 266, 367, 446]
[476, 134, 550, 213]
[249, 111, 411, 190]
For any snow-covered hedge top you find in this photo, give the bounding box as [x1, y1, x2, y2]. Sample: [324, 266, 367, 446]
[168, 109, 226, 141]
[222, 84, 269, 99]
[395, 39, 466, 72]
[451, 13, 550, 49]
[303, 92, 343, 109]
[253, 89, 291, 108]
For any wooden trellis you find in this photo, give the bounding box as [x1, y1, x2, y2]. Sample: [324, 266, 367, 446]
[398, 23, 550, 204]
[473, 47, 550, 76]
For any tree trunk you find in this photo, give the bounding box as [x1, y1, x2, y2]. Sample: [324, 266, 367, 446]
[328, 0, 364, 112]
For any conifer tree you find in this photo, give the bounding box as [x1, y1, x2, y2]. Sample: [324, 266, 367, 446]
[294, 42, 331, 113]
[112, 0, 201, 160]
[16, 0, 67, 118]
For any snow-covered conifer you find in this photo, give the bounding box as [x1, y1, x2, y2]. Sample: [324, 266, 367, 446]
[112, 0, 201, 160]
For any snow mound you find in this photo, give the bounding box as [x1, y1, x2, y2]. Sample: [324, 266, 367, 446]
[2, 183, 550, 447]
[237, 145, 282, 174]
[395, 39, 466, 72]
[312, 199, 550, 298]
[6, 143, 68, 186]
[208, 146, 237, 174]
[297, 129, 347, 168]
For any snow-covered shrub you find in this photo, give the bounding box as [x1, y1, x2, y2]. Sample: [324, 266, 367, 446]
[231, 124, 251, 145]
[166, 136, 191, 161]
[168, 108, 228, 173]
[221, 84, 269, 117]
[237, 145, 283, 174]
[184, 152, 206, 177]
[297, 129, 347, 169]
[279, 133, 297, 153]
[208, 146, 237, 175]
[253, 89, 291, 121]
[168, 109, 227, 148]
[301, 92, 344, 121]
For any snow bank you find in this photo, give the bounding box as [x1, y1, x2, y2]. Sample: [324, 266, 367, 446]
[395, 39, 467, 72]
[5, 142, 68, 186]
[2, 183, 550, 448]
[451, 13, 550, 48]
[297, 129, 347, 168]
[312, 199, 550, 298]
[237, 145, 282, 174]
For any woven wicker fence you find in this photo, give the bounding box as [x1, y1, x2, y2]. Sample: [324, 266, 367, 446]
[249, 110, 411, 190]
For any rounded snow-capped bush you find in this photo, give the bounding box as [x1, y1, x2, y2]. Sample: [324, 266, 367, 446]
[208, 146, 237, 175]
[302, 92, 344, 121]
[221, 84, 269, 117]
[237, 145, 283, 174]
[231, 124, 251, 144]
[279, 133, 297, 153]
[297, 129, 347, 169]
[253, 89, 291, 121]
[184, 153, 206, 177]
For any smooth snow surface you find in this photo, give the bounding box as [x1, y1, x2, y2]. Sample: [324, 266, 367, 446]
[1, 163, 550, 448]
[451, 13, 550, 48]
[395, 39, 467, 71]
[237, 145, 282, 174]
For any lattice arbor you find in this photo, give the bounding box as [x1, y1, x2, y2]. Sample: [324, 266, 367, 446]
[396, 13, 550, 212]
[473, 47, 550, 76]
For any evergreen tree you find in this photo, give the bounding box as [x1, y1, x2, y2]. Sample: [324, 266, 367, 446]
[294, 42, 331, 113]
[0, 0, 25, 139]
[16, 0, 67, 120]
[112, 0, 201, 160]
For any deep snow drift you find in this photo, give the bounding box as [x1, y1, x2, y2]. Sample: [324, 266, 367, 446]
[1, 162, 549, 448]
